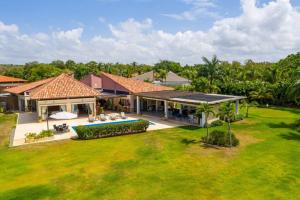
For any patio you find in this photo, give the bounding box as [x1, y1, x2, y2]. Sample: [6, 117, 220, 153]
[12, 112, 187, 147]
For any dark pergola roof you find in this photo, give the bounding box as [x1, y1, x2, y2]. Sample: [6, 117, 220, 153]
[135, 90, 246, 105]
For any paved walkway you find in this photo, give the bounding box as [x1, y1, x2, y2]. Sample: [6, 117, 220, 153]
[12, 112, 188, 147]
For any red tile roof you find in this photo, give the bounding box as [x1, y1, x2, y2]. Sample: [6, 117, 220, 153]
[0, 75, 27, 83]
[5, 77, 55, 94]
[101, 72, 174, 93]
[30, 74, 101, 100]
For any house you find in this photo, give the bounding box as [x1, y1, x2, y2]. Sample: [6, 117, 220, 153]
[81, 73, 173, 113]
[131, 71, 191, 86]
[80, 73, 245, 127]
[0, 75, 27, 93]
[0, 75, 27, 110]
[5, 74, 100, 120]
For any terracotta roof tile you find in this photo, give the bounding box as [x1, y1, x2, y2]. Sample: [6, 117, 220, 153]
[30, 74, 100, 100]
[0, 75, 27, 83]
[5, 77, 54, 94]
[101, 72, 174, 93]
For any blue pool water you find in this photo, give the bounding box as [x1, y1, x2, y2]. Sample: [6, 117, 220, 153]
[72, 120, 155, 130]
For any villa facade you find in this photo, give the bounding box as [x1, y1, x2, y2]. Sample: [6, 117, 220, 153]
[5, 72, 245, 127]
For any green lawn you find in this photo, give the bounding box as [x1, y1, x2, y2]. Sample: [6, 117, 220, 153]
[0, 107, 300, 200]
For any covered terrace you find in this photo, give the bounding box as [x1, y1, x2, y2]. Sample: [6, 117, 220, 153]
[135, 90, 246, 127]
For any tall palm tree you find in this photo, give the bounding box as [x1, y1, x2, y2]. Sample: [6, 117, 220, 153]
[241, 100, 258, 118]
[288, 80, 300, 103]
[158, 69, 168, 83]
[218, 102, 235, 147]
[201, 55, 220, 93]
[196, 103, 215, 142]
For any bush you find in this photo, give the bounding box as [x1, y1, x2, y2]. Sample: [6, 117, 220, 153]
[210, 120, 224, 127]
[202, 130, 239, 147]
[75, 120, 150, 140]
[234, 113, 244, 121]
[25, 130, 54, 140]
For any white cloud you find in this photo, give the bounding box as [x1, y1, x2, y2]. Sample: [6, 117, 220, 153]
[163, 0, 220, 21]
[0, 0, 300, 64]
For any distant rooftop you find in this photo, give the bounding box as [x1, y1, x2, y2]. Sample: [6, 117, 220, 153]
[0, 75, 27, 83]
[132, 71, 190, 85]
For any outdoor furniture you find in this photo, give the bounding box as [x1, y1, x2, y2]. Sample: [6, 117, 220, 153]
[120, 112, 127, 119]
[100, 114, 107, 121]
[109, 114, 117, 120]
[53, 124, 69, 133]
[88, 117, 96, 122]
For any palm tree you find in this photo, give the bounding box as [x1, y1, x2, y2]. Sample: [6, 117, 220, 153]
[288, 80, 300, 103]
[158, 69, 167, 83]
[201, 55, 220, 93]
[218, 102, 235, 147]
[241, 100, 258, 118]
[196, 103, 215, 142]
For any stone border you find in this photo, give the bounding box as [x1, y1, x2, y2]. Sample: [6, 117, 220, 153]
[9, 113, 19, 147]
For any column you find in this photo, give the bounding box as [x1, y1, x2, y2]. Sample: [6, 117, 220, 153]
[235, 100, 239, 114]
[129, 95, 135, 113]
[179, 104, 183, 115]
[18, 98, 22, 112]
[164, 100, 168, 118]
[24, 99, 28, 112]
[136, 96, 140, 115]
[201, 112, 206, 127]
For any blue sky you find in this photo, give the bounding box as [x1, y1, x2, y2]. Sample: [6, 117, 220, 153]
[2, 0, 298, 37]
[0, 0, 300, 64]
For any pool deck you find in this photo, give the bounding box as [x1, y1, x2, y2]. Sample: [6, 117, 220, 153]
[12, 112, 190, 147]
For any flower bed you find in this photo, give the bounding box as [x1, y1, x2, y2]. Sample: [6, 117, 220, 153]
[75, 119, 150, 140]
[25, 130, 54, 143]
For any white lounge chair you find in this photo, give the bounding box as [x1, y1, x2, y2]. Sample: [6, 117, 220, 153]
[100, 114, 107, 121]
[110, 114, 117, 120]
[120, 112, 127, 119]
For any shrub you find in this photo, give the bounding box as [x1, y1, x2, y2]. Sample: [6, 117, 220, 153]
[75, 120, 150, 140]
[25, 130, 54, 140]
[210, 120, 224, 127]
[202, 130, 239, 147]
[234, 113, 244, 121]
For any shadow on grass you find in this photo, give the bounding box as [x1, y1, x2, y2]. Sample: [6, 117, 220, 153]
[270, 106, 300, 115]
[177, 126, 201, 131]
[267, 119, 300, 130]
[0, 185, 58, 200]
[279, 132, 300, 141]
[181, 138, 198, 145]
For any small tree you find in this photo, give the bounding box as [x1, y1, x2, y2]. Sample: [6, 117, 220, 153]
[196, 103, 215, 142]
[218, 102, 235, 147]
[241, 100, 258, 118]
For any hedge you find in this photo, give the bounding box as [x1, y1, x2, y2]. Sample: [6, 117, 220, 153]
[75, 119, 150, 140]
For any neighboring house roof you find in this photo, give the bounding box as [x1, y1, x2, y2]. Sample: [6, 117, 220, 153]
[30, 74, 100, 100]
[5, 77, 55, 94]
[136, 90, 246, 105]
[0, 75, 27, 83]
[101, 72, 174, 93]
[131, 71, 155, 82]
[131, 71, 190, 84]
[80, 74, 102, 89]
[165, 71, 190, 83]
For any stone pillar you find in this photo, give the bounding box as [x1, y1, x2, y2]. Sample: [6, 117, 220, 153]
[18, 98, 22, 112]
[235, 100, 239, 114]
[136, 96, 140, 115]
[201, 112, 206, 127]
[179, 104, 183, 115]
[164, 100, 168, 118]
[155, 100, 159, 112]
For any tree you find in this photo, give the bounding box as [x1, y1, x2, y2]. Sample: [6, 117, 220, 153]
[288, 80, 300, 104]
[218, 102, 235, 147]
[157, 69, 167, 83]
[201, 55, 220, 93]
[196, 103, 215, 142]
[241, 100, 258, 118]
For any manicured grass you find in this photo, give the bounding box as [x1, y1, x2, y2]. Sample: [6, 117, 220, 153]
[0, 107, 299, 200]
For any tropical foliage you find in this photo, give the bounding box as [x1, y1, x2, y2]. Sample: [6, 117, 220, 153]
[1, 53, 300, 106]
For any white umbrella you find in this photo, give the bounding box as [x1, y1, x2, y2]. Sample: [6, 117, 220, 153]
[49, 111, 78, 120]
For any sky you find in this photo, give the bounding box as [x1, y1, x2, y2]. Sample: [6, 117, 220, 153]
[0, 0, 300, 64]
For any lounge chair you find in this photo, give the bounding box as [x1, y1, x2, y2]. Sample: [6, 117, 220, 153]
[120, 112, 127, 119]
[100, 114, 107, 121]
[88, 117, 96, 123]
[109, 114, 116, 120]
